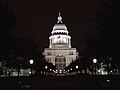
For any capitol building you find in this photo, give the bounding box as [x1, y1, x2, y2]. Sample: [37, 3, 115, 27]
[43, 13, 79, 74]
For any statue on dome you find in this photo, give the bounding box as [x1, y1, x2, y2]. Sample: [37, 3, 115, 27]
[57, 12, 63, 23]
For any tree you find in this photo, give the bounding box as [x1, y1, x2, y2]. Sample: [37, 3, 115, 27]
[0, 0, 40, 75]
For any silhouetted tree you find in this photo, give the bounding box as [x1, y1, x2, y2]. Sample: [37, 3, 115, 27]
[0, 0, 40, 75]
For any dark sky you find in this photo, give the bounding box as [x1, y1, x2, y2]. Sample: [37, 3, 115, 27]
[7, 0, 111, 53]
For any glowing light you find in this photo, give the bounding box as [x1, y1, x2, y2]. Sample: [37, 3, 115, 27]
[98, 70, 100, 72]
[93, 58, 97, 63]
[29, 59, 34, 64]
[76, 66, 78, 69]
[45, 66, 48, 69]
[106, 79, 110, 82]
[59, 70, 62, 73]
[55, 70, 58, 73]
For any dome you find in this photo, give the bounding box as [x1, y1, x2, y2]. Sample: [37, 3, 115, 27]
[51, 12, 68, 35]
[52, 24, 68, 35]
[53, 24, 67, 31]
[49, 12, 72, 48]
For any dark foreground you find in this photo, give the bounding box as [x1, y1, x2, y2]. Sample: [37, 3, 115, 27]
[0, 75, 120, 90]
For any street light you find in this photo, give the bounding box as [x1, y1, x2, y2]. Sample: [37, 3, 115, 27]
[44, 66, 48, 75]
[93, 58, 97, 64]
[76, 66, 79, 74]
[76, 66, 79, 69]
[45, 66, 48, 69]
[29, 59, 34, 76]
[70, 68, 72, 71]
[93, 58, 97, 75]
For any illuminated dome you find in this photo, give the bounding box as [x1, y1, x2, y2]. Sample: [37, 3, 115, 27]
[51, 13, 68, 35]
[49, 12, 71, 48]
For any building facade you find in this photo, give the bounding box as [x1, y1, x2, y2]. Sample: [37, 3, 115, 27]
[43, 13, 79, 73]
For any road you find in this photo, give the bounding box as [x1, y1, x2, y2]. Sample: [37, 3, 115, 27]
[0, 75, 120, 90]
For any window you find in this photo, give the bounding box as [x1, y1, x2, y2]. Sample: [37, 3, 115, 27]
[47, 58, 51, 62]
[69, 58, 73, 62]
[69, 52, 73, 55]
[55, 58, 58, 62]
[63, 58, 66, 62]
[59, 58, 62, 62]
[56, 64, 58, 67]
[47, 52, 51, 55]
[63, 64, 66, 68]
[59, 64, 62, 67]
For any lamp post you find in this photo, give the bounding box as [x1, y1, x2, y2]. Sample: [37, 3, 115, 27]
[76, 65, 79, 74]
[45, 66, 48, 75]
[76, 65, 78, 69]
[29, 59, 34, 76]
[93, 58, 97, 75]
[45, 66, 48, 69]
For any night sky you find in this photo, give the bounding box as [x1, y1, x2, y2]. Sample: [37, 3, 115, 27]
[7, 0, 112, 53]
